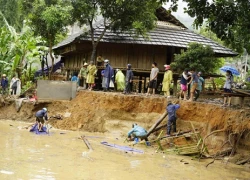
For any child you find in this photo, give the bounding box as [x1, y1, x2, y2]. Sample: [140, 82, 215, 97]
[124, 64, 133, 94]
[166, 100, 180, 136]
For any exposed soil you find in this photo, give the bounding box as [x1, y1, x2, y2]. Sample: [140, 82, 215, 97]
[0, 91, 250, 153]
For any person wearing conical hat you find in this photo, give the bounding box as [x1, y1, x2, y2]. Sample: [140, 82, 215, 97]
[162, 65, 173, 98]
[79, 62, 88, 89]
[86, 61, 97, 90]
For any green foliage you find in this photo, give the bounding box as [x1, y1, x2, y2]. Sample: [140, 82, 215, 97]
[21, 81, 33, 94]
[183, 0, 250, 54]
[0, 0, 23, 30]
[26, 0, 72, 78]
[214, 77, 225, 89]
[172, 42, 224, 73]
[71, 0, 160, 60]
[28, 0, 72, 46]
[198, 26, 224, 46]
[0, 18, 45, 83]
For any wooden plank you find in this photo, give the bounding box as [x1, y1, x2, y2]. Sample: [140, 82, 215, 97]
[81, 136, 93, 150]
[232, 88, 250, 96]
[147, 111, 168, 137]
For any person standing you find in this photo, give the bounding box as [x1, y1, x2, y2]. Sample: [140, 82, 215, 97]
[188, 68, 198, 101]
[35, 108, 48, 132]
[115, 69, 125, 92]
[166, 100, 180, 136]
[124, 64, 133, 94]
[79, 63, 88, 89]
[162, 65, 173, 98]
[147, 62, 159, 96]
[194, 72, 204, 101]
[103, 59, 114, 91]
[10, 75, 21, 96]
[222, 70, 233, 107]
[0, 74, 8, 95]
[86, 61, 97, 90]
[179, 69, 190, 101]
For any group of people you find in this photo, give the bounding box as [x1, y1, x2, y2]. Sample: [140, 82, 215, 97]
[179, 69, 204, 101]
[71, 60, 97, 91]
[76, 59, 134, 94]
[145, 62, 204, 102]
[72, 59, 235, 105]
[0, 74, 21, 96]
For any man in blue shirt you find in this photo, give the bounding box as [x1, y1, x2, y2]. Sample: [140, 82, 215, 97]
[35, 108, 48, 132]
[0, 74, 8, 95]
[166, 101, 180, 136]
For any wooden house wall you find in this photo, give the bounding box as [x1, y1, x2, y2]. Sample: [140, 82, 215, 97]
[63, 42, 182, 71]
[97, 43, 168, 70]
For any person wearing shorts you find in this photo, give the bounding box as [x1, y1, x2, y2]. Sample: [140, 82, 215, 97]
[179, 70, 190, 100]
[189, 69, 198, 101]
[35, 108, 48, 132]
[147, 62, 159, 95]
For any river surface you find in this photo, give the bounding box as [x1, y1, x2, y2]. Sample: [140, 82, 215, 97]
[0, 120, 250, 180]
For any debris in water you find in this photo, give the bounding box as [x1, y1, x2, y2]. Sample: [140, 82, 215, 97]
[0, 170, 14, 175]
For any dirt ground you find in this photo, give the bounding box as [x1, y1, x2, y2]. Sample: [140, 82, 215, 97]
[0, 91, 250, 154]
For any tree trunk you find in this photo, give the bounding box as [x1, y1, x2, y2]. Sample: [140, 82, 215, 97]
[49, 42, 54, 80]
[147, 111, 168, 137]
[90, 44, 97, 62]
[41, 55, 45, 77]
[29, 64, 32, 81]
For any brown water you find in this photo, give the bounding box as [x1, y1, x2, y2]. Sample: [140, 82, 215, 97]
[0, 120, 250, 180]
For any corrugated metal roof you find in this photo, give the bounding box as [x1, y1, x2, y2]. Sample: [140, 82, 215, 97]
[53, 22, 237, 57]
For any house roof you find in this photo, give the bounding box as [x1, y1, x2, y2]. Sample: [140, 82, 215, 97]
[53, 8, 238, 57]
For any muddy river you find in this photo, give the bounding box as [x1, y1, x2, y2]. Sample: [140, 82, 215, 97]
[0, 120, 250, 180]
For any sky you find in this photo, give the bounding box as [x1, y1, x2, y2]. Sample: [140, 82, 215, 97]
[163, 0, 195, 29]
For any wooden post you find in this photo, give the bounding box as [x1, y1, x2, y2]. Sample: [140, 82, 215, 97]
[81, 136, 93, 150]
[139, 76, 142, 93]
[144, 76, 146, 94]
[147, 111, 168, 137]
[173, 76, 178, 96]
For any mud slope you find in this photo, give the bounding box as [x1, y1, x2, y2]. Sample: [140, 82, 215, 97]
[0, 91, 250, 135]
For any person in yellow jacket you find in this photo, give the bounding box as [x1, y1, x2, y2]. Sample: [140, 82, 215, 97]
[162, 65, 173, 98]
[86, 61, 97, 90]
[115, 69, 125, 91]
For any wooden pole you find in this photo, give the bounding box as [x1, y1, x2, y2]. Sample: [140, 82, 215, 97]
[81, 136, 93, 150]
[147, 111, 168, 137]
[139, 76, 142, 93]
[173, 76, 178, 96]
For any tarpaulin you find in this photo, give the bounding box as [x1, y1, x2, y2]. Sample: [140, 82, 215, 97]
[29, 123, 48, 135]
[100, 141, 144, 154]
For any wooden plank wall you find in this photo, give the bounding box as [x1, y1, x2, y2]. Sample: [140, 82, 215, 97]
[62, 42, 181, 71]
[97, 43, 167, 70]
